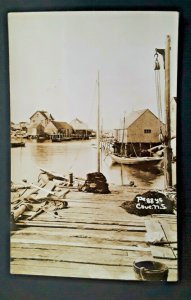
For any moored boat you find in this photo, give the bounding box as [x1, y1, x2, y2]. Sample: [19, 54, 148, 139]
[52, 136, 72, 142]
[37, 136, 47, 143]
[11, 141, 25, 148]
[110, 153, 163, 165]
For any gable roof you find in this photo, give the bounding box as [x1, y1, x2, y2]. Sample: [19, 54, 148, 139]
[70, 118, 88, 130]
[118, 108, 163, 129]
[30, 111, 54, 120]
[51, 121, 72, 130]
[124, 109, 148, 128]
[116, 109, 162, 129]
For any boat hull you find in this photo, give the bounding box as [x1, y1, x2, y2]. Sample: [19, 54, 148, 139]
[110, 154, 163, 165]
[11, 142, 25, 148]
[52, 137, 73, 142]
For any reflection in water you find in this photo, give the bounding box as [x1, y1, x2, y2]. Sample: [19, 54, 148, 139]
[11, 140, 165, 189]
[109, 162, 164, 188]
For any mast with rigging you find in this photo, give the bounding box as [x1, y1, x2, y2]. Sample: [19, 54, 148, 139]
[97, 71, 101, 173]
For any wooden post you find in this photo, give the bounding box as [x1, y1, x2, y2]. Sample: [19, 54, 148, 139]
[121, 114, 126, 156]
[164, 35, 173, 188]
[69, 173, 73, 186]
[12, 204, 33, 221]
[97, 72, 101, 173]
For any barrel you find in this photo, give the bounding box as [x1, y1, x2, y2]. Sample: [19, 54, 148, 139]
[133, 259, 169, 281]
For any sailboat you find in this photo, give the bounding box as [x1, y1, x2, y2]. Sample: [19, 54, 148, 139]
[110, 111, 163, 165]
[110, 153, 163, 165]
[97, 71, 101, 172]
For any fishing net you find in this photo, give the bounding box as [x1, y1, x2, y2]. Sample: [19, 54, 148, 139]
[121, 190, 174, 216]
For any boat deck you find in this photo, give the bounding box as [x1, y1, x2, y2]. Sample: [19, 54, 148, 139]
[11, 186, 177, 281]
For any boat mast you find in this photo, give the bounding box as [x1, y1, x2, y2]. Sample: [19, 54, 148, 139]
[120, 113, 126, 156]
[97, 71, 101, 173]
[164, 35, 172, 188]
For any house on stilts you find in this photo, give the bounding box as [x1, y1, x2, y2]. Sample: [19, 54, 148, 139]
[113, 109, 165, 157]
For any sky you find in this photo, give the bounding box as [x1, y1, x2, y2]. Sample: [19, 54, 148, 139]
[8, 11, 179, 129]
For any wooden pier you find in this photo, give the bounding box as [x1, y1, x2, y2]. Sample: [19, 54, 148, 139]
[11, 185, 177, 281]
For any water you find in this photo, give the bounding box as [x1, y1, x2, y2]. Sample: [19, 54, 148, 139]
[11, 139, 166, 188]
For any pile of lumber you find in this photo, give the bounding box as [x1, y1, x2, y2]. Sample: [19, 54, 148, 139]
[11, 178, 69, 225]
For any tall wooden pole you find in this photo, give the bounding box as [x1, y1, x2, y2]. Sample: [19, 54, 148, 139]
[120, 113, 126, 155]
[164, 35, 172, 188]
[97, 72, 101, 173]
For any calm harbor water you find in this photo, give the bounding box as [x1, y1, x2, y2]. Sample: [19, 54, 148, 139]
[11, 139, 166, 189]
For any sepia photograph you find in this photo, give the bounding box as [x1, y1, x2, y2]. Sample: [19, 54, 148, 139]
[9, 11, 178, 281]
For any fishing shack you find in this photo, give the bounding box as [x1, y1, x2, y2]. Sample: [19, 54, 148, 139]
[44, 121, 74, 141]
[27, 110, 55, 139]
[70, 118, 93, 139]
[113, 109, 165, 157]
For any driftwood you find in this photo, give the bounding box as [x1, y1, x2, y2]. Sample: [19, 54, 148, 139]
[39, 168, 68, 181]
[27, 192, 70, 203]
[30, 183, 56, 196]
[27, 198, 68, 221]
[11, 185, 70, 222]
[11, 183, 51, 203]
[39, 167, 86, 182]
[11, 184, 31, 192]
[11, 170, 73, 223]
[12, 204, 33, 221]
[27, 207, 46, 221]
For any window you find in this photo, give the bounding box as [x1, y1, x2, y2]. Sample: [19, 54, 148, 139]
[144, 129, 151, 134]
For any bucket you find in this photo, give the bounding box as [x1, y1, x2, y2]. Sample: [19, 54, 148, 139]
[133, 259, 169, 281]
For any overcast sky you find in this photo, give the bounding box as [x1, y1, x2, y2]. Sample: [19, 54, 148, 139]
[8, 11, 178, 129]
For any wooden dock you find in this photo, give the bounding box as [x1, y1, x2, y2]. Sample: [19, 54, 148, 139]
[10, 185, 177, 281]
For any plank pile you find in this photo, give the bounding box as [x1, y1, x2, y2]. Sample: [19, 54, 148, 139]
[11, 179, 69, 224]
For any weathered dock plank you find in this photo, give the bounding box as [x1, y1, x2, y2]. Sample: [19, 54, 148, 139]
[10, 259, 178, 281]
[10, 239, 177, 268]
[11, 241, 150, 252]
[11, 236, 149, 249]
[145, 220, 166, 242]
[11, 245, 150, 266]
[159, 220, 177, 243]
[10, 184, 177, 281]
[16, 222, 146, 232]
[32, 211, 143, 222]
[16, 219, 145, 226]
[12, 227, 146, 242]
[150, 245, 176, 259]
[10, 259, 140, 280]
